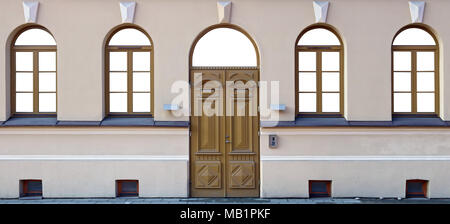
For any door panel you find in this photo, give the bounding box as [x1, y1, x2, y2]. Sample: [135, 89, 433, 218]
[195, 161, 221, 188]
[225, 70, 259, 197]
[190, 69, 259, 197]
[229, 161, 255, 189]
[190, 70, 225, 197]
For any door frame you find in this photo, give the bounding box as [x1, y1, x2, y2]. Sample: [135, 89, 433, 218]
[188, 24, 261, 198]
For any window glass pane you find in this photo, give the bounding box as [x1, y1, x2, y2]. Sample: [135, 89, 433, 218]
[417, 93, 435, 112]
[393, 52, 411, 71]
[39, 73, 56, 92]
[297, 28, 340, 46]
[298, 72, 316, 92]
[298, 52, 316, 71]
[322, 72, 340, 91]
[16, 52, 33, 71]
[393, 28, 436, 45]
[299, 93, 316, 112]
[15, 29, 56, 46]
[133, 72, 150, 92]
[417, 52, 435, 71]
[38, 52, 56, 71]
[109, 72, 127, 92]
[192, 28, 257, 66]
[109, 52, 127, 71]
[133, 52, 150, 71]
[110, 93, 127, 112]
[393, 72, 411, 91]
[417, 72, 434, 92]
[109, 28, 151, 46]
[322, 52, 340, 71]
[322, 93, 340, 112]
[39, 93, 56, 112]
[16, 93, 33, 112]
[133, 93, 151, 112]
[16, 73, 33, 92]
[394, 93, 411, 112]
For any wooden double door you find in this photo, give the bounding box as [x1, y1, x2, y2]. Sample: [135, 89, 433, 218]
[190, 69, 259, 197]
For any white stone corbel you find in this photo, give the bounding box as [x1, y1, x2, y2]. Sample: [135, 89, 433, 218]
[313, 1, 329, 23]
[409, 1, 425, 23]
[120, 2, 136, 23]
[23, 1, 39, 23]
[217, 1, 232, 23]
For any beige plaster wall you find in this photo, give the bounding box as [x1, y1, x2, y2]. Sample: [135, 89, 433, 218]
[0, 160, 188, 198]
[0, 127, 189, 198]
[1, 0, 450, 198]
[261, 160, 450, 198]
[0, 0, 449, 121]
[260, 128, 450, 198]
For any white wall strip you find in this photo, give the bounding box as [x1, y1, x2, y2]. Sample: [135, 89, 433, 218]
[0, 129, 189, 135]
[260, 130, 450, 136]
[261, 156, 450, 161]
[0, 155, 189, 161]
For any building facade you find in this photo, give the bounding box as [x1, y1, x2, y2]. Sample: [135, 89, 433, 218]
[1, 0, 450, 198]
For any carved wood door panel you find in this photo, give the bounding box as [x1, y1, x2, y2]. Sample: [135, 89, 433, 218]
[190, 70, 225, 197]
[190, 69, 259, 197]
[225, 70, 259, 197]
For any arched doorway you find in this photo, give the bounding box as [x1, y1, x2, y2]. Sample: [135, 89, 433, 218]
[189, 24, 260, 197]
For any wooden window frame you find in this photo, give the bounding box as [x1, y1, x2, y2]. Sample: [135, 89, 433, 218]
[392, 25, 439, 116]
[295, 25, 344, 117]
[20, 179, 43, 197]
[11, 26, 57, 117]
[309, 180, 332, 198]
[406, 179, 428, 198]
[116, 180, 139, 197]
[105, 25, 154, 117]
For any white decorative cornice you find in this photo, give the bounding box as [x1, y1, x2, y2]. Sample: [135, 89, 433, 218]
[409, 1, 425, 23]
[23, 1, 39, 23]
[120, 2, 136, 23]
[313, 1, 329, 23]
[217, 1, 232, 23]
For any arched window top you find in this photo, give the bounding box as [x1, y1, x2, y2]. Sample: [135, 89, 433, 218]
[393, 28, 436, 46]
[192, 27, 257, 67]
[14, 28, 56, 46]
[108, 28, 151, 46]
[297, 28, 341, 46]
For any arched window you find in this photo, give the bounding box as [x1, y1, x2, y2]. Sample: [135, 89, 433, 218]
[392, 26, 438, 115]
[12, 26, 57, 115]
[105, 26, 153, 115]
[295, 26, 343, 115]
[192, 27, 257, 67]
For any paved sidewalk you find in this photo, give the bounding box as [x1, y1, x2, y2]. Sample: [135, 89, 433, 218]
[1, 198, 450, 204]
